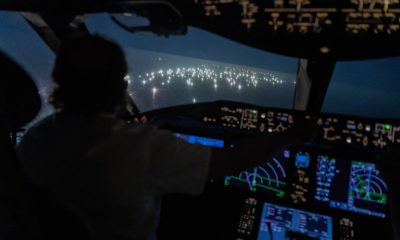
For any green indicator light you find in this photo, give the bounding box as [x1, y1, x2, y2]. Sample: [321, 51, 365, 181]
[385, 124, 392, 130]
[252, 110, 257, 114]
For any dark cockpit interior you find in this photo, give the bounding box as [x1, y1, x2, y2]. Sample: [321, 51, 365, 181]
[1, 1, 400, 240]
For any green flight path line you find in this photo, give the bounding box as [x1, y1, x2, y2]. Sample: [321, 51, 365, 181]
[232, 174, 286, 185]
[225, 176, 285, 197]
[349, 190, 387, 204]
[227, 175, 286, 187]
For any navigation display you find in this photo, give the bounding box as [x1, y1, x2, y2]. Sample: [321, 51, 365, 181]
[224, 150, 289, 197]
[348, 162, 387, 205]
[257, 202, 333, 240]
[314, 154, 387, 218]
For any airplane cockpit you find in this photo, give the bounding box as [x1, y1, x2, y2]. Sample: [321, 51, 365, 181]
[1, 1, 400, 240]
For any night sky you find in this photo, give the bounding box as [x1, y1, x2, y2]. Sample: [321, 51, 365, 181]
[0, 11, 399, 121]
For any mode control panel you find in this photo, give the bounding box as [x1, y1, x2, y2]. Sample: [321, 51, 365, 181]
[204, 106, 294, 134]
[202, 103, 400, 149]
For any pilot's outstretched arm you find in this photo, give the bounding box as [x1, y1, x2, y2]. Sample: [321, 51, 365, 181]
[208, 120, 316, 180]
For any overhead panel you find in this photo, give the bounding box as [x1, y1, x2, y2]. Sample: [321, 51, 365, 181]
[3, 0, 400, 59]
[169, 0, 400, 60]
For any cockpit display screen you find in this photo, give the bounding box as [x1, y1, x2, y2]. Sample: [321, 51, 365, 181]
[174, 132, 288, 197]
[314, 154, 387, 218]
[174, 133, 224, 148]
[224, 150, 289, 198]
[257, 202, 333, 240]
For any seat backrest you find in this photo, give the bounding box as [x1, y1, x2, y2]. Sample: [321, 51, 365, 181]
[0, 121, 23, 239]
[0, 120, 94, 240]
[0, 51, 93, 240]
[29, 189, 95, 240]
[0, 51, 41, 131]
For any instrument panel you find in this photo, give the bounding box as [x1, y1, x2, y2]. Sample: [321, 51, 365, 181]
[135, 100, 395, 240]
[134, 100, 400, 150]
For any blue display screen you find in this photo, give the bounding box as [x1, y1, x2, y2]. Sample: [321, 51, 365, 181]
[295, 152, 310, 168]
[258, 202, 333, 240]
[174, 133, 224, 148]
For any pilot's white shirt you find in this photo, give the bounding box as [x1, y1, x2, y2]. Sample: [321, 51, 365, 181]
[17, 113, 211, 240]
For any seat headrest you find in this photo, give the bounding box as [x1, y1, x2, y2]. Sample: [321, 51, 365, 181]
[0, 51, 41, 130]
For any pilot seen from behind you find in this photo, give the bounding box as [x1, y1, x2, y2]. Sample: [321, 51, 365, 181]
[17, 35, 314, 240]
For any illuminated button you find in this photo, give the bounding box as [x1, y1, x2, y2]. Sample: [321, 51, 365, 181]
[261, 113, 266, 119]
[363, 137, 369, 146]
[346, 137, 352, 144]
[295, 154, 310, 168]
[346, 124, 356, 130]
[320, 46, 330, 54]
[366, 125, 371, 132]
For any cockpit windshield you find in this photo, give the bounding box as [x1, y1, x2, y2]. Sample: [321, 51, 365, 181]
[323, 57, 400, 118]
[1, 11, 399, 122]
[86, 13, 298, 112]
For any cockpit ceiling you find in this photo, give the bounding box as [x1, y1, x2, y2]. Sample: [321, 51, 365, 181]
[181, 0, 400, 60]
[1, 0, 400, 60]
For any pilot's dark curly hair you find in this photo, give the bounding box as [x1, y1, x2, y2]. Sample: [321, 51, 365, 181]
[50, 35, 128, 115]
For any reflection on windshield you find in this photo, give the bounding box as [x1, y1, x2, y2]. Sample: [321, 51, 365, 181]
[87, 13, 298, 112]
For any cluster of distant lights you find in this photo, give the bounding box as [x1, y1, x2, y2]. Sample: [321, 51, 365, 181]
[125, 64, 286, 103]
